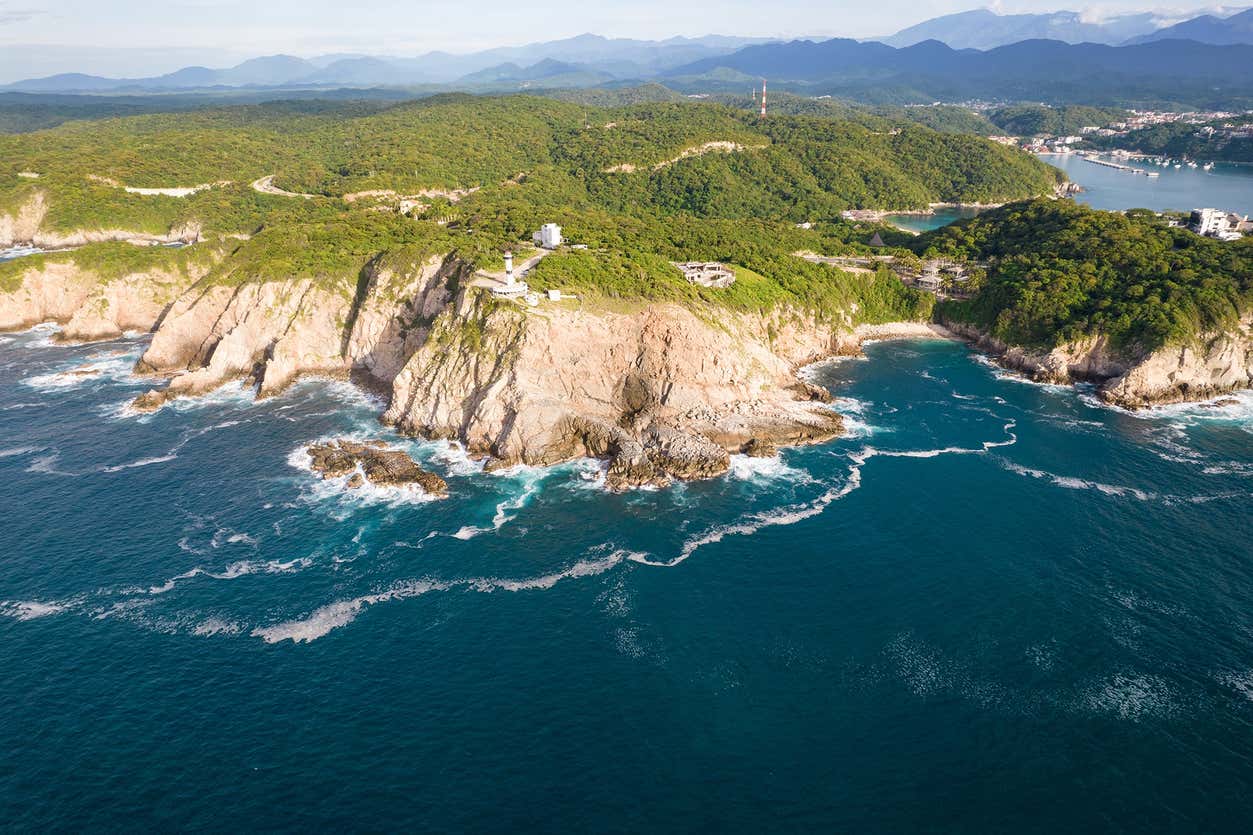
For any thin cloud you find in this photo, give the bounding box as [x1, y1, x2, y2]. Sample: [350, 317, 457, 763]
[0, 4, 49, 25]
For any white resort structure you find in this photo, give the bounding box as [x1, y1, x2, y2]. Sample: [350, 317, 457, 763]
[674, 262, 736, 288]
[534, 223, 563, 249]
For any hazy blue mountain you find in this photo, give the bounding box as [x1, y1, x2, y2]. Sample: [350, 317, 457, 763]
[455, 58, 617, 89]
[1, 34, 769, 92]
[1126, 8, 1253, 45]
[664, 37, 1253, 107]
[880, 9, 1162, 49]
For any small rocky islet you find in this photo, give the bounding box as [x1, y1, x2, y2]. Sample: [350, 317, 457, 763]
[306, 439, 448, 496]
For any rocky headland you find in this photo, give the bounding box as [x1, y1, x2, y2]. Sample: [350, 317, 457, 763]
[123, 251, 848, 489]
[944, 318, 1253, 409]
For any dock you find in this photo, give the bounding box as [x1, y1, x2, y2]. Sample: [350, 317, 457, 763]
[1083, 157, 1160, 177]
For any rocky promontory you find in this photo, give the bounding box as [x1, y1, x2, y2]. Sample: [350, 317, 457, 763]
[944, 318, 1253, 409]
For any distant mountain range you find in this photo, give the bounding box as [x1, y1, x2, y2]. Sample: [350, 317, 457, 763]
[879, 7, 1253, 50]
[3, 34, 772, 94]
[1126, 7, 1253, 45]
[661, 38, 1253, 107]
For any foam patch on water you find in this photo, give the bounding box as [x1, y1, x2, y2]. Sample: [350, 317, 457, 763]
[998, 459, 1158, 501]
[1217, 670, 1253, 703]
[21, 349, 144, 393]
[193, 618, 242, 637]
[253, 546, 640, 643]
[1079, 672, 1179, 722]
[0, 445, 42, 459]
[143, 557, 311, 596]
[827, 396, 878, 438]
[0, 599, 70, 620]
[972, 354, 1074, 393]
[453, 466, 548, 538]
[638, 421, 1020, 569]
[1080, 388, 1253, 430]
[725, 453, 813, 483]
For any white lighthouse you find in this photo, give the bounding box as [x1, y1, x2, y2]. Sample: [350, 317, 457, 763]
[491, 248, 529, 299]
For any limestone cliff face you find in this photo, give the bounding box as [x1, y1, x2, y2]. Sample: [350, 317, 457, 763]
[945, 318, 1253, 408]
[382, 292, 842, 486]
[128, 249, 846, 486]
[133, 254, 469, 409]
[0, 192, 200, 248]
[0, 259, 210, 342]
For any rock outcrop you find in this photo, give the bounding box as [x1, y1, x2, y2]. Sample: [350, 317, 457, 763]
[0, 258, 212, 341]
[382, 291, 844, 488]
[306, 439, 447, 495]
[945, 318, 1253, 408]
[132, 253, 471, 410]
[126, 250, 850, 487]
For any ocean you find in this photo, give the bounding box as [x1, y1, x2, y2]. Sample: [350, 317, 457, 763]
[2, 324, 1251, 830]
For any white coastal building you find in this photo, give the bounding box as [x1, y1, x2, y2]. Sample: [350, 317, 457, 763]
[533, 223, 563, 249]
[674, 262, 735, 288]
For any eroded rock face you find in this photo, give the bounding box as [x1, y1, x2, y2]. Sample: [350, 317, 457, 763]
[944, 318, 1253, 409]
[131, 254, 468, 411]
[306, 440, 447, 495]
[0, 192, 201, 249]
[0, 259, 212, 341]
[384, 292, 845, 487]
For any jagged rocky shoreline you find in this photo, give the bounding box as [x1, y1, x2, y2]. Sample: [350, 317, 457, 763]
[942, 319, 1253, 409]
[4, 236, 1249, 488]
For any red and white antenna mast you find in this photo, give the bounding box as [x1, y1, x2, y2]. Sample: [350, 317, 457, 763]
[759, 79, 767, 118]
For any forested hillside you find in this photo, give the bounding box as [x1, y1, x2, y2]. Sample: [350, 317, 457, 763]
[922, 200, 1253, 351]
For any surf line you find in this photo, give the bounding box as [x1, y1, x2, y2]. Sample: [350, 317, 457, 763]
[632, 420, 1019, 569]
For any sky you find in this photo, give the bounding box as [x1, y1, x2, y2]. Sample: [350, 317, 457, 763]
[0, 0, 1238, 79]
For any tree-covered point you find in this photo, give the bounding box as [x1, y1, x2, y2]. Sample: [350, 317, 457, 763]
[922, 200, 1253, 352]
[989, 104, 1128, 137]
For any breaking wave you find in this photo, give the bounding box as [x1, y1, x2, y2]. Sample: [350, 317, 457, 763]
[253, 546, 641, 643]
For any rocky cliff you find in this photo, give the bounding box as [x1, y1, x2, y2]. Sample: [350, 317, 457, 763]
[126, 252, 847, 487]
[945, 318, 1253, 408]
[132, 254, 471, 410]
[0, 257, 212, 342]
[383, 292, 842, 488]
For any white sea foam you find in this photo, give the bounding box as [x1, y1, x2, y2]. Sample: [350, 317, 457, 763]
[0, 599, 69, 620]
[288, 444, 442, 510]
[193, 618, 242, 637]
[253, 547, 638, 643]
[999, 459, 1158, 502]
[1217, 670, 1253, 703]
[453, 467, 547, 539]
[725, 453, 812, 483]
[0, 445, 41, 459]
[1080, 672, 1179, 721]
[636, 420, 1020, 569]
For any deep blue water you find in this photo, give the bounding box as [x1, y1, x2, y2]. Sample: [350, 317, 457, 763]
[2, 326, 1253, 831]
[1044, 153, 1253, 216]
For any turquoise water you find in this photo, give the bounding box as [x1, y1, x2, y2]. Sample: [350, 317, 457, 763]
[884, 206, 984, 233]
[1043, 153, 1253, 216]
[2, 325, 1252, 829]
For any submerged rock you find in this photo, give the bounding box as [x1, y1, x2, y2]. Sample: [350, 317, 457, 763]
[306, 440, 447, 496]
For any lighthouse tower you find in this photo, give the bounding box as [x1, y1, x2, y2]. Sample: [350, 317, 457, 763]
[504, 250, 515, 285]
[759, 79, 767, 119]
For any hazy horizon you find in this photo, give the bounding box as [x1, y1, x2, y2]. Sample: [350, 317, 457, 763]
[0, 0, 1245, 84]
